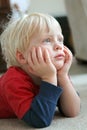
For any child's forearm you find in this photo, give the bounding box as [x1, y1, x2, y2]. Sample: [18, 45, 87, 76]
[22, 81, 63, 128]
[58, 75, 80, 117]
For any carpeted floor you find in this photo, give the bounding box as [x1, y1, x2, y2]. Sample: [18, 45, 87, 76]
[0, 58, 87, 130]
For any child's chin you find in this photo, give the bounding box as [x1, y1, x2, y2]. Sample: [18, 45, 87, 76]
[54, 62, 64, 70]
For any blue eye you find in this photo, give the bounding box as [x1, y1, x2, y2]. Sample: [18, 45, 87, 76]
[42, 38, 51, 45]
[59, 38, 63, 42]
[44, 38, 50, 43]
[58, 35, 64, 43]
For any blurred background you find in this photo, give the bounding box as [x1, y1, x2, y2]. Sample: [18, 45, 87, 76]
[0, 0, 87, 73]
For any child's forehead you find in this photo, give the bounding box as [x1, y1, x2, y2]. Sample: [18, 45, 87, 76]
[31, 26, 62, 41]
[49, 24, 62, 33]
[34, 18, 61, 31]
[38, 23, 62, 36]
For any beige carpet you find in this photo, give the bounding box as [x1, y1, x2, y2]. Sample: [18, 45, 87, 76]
[0, 58, 87, 130]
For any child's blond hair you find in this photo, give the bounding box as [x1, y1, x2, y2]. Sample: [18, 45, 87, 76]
[0, 12, 61, 68]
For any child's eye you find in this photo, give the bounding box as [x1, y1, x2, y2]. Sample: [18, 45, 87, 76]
[44, 38, 51, 43]
[58, 36, 64, 43]
[58, 38, 63, 42]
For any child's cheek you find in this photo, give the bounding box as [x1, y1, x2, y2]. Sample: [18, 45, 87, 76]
[46, 48, 53, 59]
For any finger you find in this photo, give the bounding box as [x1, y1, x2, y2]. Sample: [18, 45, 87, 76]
[36, 47, 44, 63]
[27, 51, 34, 66]
[44, 49, 52, 64]
[64, 46, 73, 59]
[64, 46, 73, 64]
[64, 46, 72, 55]
[31, 47, 39, 65]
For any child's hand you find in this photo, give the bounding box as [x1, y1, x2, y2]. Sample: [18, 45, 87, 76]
[57, 46, 73, 76]
[27, 47, 57, 85]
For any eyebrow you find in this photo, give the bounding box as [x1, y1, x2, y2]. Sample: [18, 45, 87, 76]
[43, 33, 64, 38]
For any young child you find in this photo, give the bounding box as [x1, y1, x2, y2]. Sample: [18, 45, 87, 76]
[0, 12, 80, 128]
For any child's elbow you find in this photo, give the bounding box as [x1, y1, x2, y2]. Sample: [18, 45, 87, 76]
[23, 116, 52, 128]
[70, 103, 81, 117]
[66, 106, 80, 117]
[70, 108, 80, 117]
[33, 120, 51, 128]
[61, 104, 80, 118]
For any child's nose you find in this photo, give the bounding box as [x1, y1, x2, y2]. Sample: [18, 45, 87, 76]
[53, 43, 63, 50]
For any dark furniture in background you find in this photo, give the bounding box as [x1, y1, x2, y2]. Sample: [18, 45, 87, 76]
[55, 16, 74, 54]
[0, 0, 11, 73]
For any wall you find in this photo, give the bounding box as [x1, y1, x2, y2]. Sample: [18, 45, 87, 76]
[28, 0, 67, 16]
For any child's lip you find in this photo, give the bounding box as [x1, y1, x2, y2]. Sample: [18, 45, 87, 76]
[55, 53, 65, 58]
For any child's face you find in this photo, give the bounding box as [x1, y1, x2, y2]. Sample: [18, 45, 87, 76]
[25, 25, 65, 70]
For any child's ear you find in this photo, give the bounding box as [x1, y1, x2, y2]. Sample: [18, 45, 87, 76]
[16, 50, 27, 64]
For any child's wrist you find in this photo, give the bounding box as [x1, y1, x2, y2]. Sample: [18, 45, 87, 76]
[42, 75, 57, 86]
[58, 72, 68, 78]
[58, 74, 69, 85]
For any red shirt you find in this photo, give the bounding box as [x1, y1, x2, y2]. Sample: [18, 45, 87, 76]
[0, 67, 39, 118]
